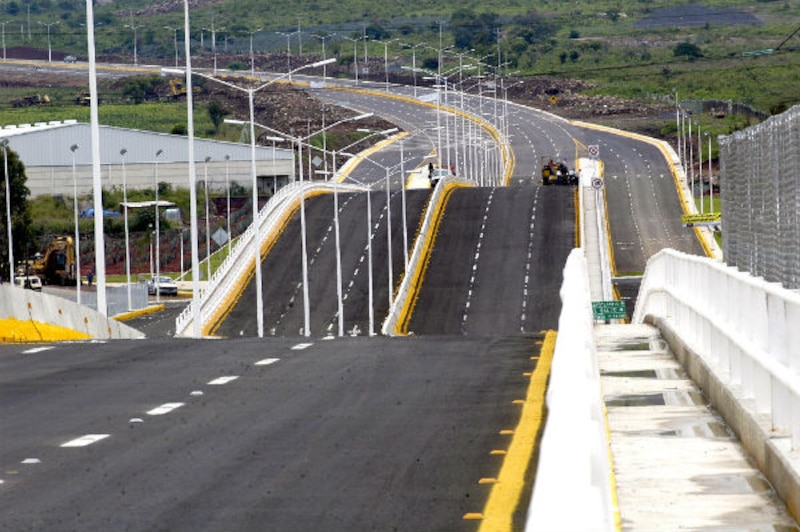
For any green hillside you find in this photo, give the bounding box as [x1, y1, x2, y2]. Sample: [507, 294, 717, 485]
[3, 0, 800, 113]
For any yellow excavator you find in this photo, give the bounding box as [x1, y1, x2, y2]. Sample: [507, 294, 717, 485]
[16, 236, 78, 286]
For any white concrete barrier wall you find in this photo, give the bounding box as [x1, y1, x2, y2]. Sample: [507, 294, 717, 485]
[0, 285, 144, 340]
[526, 248, 617, 532]
[634, 248, 800, 449]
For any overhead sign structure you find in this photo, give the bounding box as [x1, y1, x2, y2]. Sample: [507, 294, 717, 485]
[681, 213, 721, 227]
[592, 300, 627, 321]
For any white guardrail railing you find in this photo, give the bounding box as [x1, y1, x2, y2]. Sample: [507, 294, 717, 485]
[633, 248, 800, 449]
[175, 181, 366, 337]
[525, 248, 617, 531]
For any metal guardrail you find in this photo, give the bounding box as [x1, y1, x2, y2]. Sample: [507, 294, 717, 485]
[633, 248, 800, 449]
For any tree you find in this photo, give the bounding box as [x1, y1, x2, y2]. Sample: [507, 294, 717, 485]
[207, 101, 229, 134]
[0, 146, 32, 281]
[674, 42, 703, 61]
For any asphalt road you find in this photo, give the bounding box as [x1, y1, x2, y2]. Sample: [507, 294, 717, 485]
[409, 186, 575, 336]
[0, 334, 544, 531]
[215, 189, 431, 337]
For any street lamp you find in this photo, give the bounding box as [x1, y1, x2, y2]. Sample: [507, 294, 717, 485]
[311, 33, 333, 78]
[706, 131, 714, 213]
[225, 154, 231, 255]
[204, 155, 212, 283]
[228, 108, 372, 337]
[154, 148, 164, 303]
[276, 31, 293, 77]
[70, 144, 81, 303]
[165, 56, 335, 337]
[1, 21, 10, 61]
[38, 21, 58, 63]
[248, 27, 263, 76]
[164, 26, 179, 67]
[2, 139, 13, 286]
[120, 148, 132, 311]
[124, 12, 141, 66]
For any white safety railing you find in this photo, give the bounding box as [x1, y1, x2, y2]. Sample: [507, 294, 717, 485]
[526, 248, 617, 532]
[633, 248, 800, 449]
[175, 181, 366, 337]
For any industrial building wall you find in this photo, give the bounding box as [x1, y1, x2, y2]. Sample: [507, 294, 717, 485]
[26, 160, 294, 197]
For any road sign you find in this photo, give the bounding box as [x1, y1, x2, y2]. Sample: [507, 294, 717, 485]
[592, 300, 626, 320]
[588, 145, 600, 158]
[681, 213, 721, 227]
[591, 177, 604, 190]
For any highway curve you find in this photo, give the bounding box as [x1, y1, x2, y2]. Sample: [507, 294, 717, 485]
[408, 185, 576, 336]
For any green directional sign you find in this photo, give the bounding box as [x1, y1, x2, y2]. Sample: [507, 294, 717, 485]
[681, 213, 721, 227]
[592, 300, 627, 320]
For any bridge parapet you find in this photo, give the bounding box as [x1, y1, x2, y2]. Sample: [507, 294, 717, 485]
[635, 248, 800, 520]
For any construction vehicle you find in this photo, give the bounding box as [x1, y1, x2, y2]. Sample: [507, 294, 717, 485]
[16, 236, 78, 286]
[541, 155, 578, 186]
[168, 79, 202, 100]
[11, 94, 50, 108]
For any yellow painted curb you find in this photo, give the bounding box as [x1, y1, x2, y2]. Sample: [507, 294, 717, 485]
[0, 318, 91, 343]
[477, 330, 556, 532]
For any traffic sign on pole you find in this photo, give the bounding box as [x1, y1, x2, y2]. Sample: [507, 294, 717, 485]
[592, 300, 626, 320]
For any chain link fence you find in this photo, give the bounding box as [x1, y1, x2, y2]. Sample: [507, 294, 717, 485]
[719, 105, 800, 289]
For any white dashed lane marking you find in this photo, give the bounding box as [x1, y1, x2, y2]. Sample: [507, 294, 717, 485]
[22, 347, 54, 354]
[291, 343, 313, 351]
[255, 358, 280, 366]
[147, 403, 185, 416]
[207, 376, 239, 385]
[60, 434, 110, 448]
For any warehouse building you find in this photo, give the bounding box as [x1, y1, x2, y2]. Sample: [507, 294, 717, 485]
[0, 121, 294, 197]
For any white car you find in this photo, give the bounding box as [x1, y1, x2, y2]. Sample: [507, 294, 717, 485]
[147, 276, 178, 296]
[13, 276, 43, 291]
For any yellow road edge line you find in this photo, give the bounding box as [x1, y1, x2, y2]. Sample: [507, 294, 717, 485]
[477, 330, 556, 532]
[0, 318, 92, 343]
[114, 304, 165, 321]
[571, 120, 714, 258]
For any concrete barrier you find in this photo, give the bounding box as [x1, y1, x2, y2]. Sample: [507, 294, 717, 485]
[0, 285, 145, 340]
[525, 248, 618, 531]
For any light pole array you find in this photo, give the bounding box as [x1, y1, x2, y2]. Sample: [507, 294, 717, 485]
[167, 56, 335, 337]
[125, 12, 141, 65]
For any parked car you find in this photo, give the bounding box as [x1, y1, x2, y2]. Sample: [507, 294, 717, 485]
[13, 275, 43, 291]
[147, 276, 178, 296]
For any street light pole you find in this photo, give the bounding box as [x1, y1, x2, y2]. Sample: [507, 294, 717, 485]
[249, 27, 263, 76]
[120, 148, 132, 310]
[154, 148, 163, 303]
[165, 26, 179, 67]
[2, 139, 14, 286]
[125, 12, 141, 66]
[204, 156, 212, 283]
[70, 144, 81, 303]
[225, 154, 231, 256]
[38, 21, 58, 63]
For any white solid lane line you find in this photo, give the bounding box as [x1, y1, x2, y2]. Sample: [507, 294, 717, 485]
[207, 376, 239, 385]
[60, 434, 110, 448]
[146, 402, 185, 416]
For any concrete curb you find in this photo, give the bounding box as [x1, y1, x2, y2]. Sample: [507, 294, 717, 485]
[647, 314, 800, 523]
